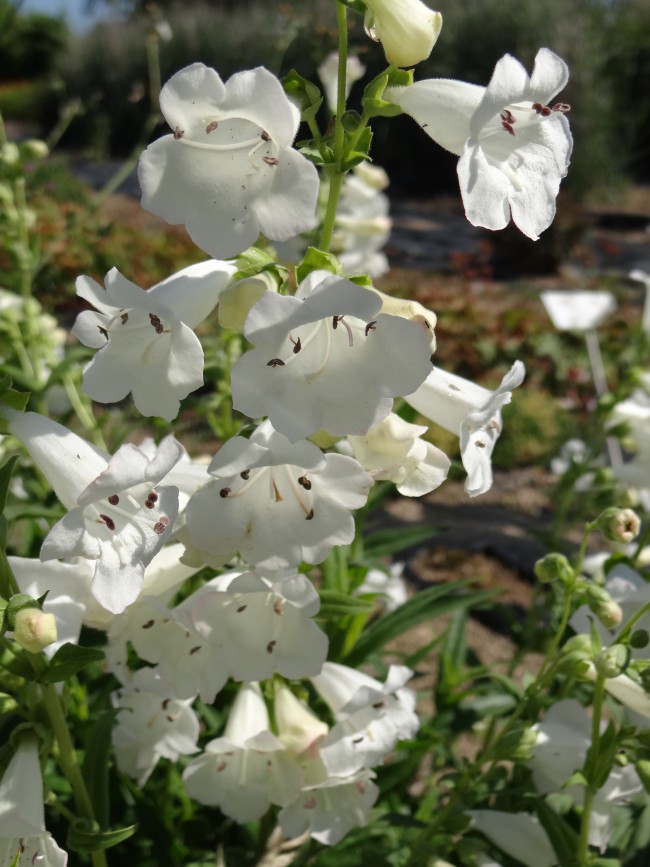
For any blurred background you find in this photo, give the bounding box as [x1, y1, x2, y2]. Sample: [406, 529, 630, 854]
[2, 0, 650, 199]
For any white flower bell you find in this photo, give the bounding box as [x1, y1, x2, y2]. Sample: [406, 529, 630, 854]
[363, 0, 442, 67]
[138, 63, 319, 258]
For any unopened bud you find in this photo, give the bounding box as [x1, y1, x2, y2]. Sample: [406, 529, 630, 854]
[6, 593, 40, 626]
[491, 726, 539, 762]
[585, 584, 623, 629]
[594, 644, 630, 679]
[13, 608, 57, 654]
[557, 634, 594, 676]
[20, 139, 49, 160]
[1, 142, 20, 165]
[534, 553, 573, 584]
[595, 507, 641, 544]
[636, 760, 650, 795]
[630, 630, 650, 650]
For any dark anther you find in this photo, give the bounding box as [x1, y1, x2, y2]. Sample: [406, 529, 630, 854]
[365, 321, 377, 336]
[99, 514, 116, 531]
[241, 469, 250, 480]
[290, 336, 302, 354]
[372, 701, 385, 709]
[305, 508, 315, 521]
[142, 619, 155, 629]
[108, 494, 119, 505]
[267, 358, 285, 367]
[120, 313, 129, 325]
[352, 736, 364, 744]
[153, 516, 169, 535]
[190, 646, 202, 655]
[532, 102, 543, 113]
[262, 156, 279, 166]
[540, 106, 551, 116]
[475, 440, 486, 448]
[205, 121, 218, 134]
[298, 475, 312, 490]
[500, 109, 516, 124]
[552, 102, 571, 112]
[501, 120, 515, 136]
[173, 126, 185, 140]
[98, 326, 108, 340]
[237, 604, 247, 613]
[261, 130, 271, 141]
[144, 500, 155, 509]
[332, 315, 343, 329]
[220, 487, 231, 498]
[149, 313, 164, 334]
[148, 491, 158, 503]
[162, 698, 170, 710]
[266, 640, 277, 654]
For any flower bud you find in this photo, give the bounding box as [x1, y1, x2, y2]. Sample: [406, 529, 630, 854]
[636, 759, 650, 795]
[218, 273, 278, 331]
[557, 633, 594, 676]
[363, 0, 443, 67]
[1, 142, 20, 165]
[20, 139, 49, 160]
[594, 507, 641, 544]
[6, 593, 40, 625]
[534, 553, 573, 584]
[13, 608, 58, 654]
[585, 584, 623, 629]
[594, 644, 630, 679]
[630, 630, 650, 650]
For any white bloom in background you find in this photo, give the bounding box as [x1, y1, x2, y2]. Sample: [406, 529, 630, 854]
[386, 49, 572, 239]
[335, 167, 392, 279]
[185, 420, 372, 569]
[346, 412, 450, 496]
[190, 569, 329, 682]
[609, 387, 650, 507]
[530, 699, 642, 850]
[1, 408, 183, 614]
[0, 737, 68, 867]
[354, 562, 409, 613]
[468, 811, 556, 867]
[404, 361, 525, 496]
[363, 0, 442, 67]
[138, 63, 319, 258]
[231, 271, 433, 441]
[184, 683, 301, 823]
[317, 52, 366, 114]
[311, 663, 419, 776]
[629, 269, 650, 333]
[72, 261, 236, 421]
[111, 667, 199, 786]
[540, 290, 616, 332]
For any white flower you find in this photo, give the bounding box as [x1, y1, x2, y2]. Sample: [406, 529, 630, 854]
[346, 412, 450, 496]
[468, 811, 556, 867]
[404, 361, 525, 496]
[138, 63, 319, 258]
[190, 569, 329, 682]
[630, 269, 650, 333]
[386, 49, 572, 239]
[317, 53, 366, 114]
[183, 683, 302, 823]
[111, 668, 199, 786]
[311, 663, 419, 777]
[540, 290, 616, 332]
[354, 562, 409, 613]
[72, 261, 236, 421]
[0, 737, 68, 866]
[2, 408, 183, 614]
[335, 168, 392, 279]
[362, 0, 442, 67]
[609, 387, 650, 507]
[185, 420, 372, 570]
[231, 271, 433, 441]
[530, 699, 642, 850]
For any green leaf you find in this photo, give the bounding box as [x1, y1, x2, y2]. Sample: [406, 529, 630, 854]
[37, 644, 105, 683]
[459, 693, 517, 717]
[0, 456, 19, 517]
[296, 247, 343, 283]
[318, 590, 375, 618]
[0, 384, 29, 432]
[342, 127, 373, 171]
[82, 710, 120, 828]
[535, 798, 580, 867]
[67, 819, 137, 854]
[337, 0, 366, 14]
[364, 524, 440, 558]
[281, 69, 323, 123]
[343, 584, 496, 666]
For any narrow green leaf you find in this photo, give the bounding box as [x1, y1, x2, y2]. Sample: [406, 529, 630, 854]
[535, 798, 580, 867]
[37, 644, 105, 683]
[67, 819, 137, 854]
[318, 590, 375, 619]
[343, 585, 495, 666]
[364, 524, 440, 558]
[82, 710, 120, 828]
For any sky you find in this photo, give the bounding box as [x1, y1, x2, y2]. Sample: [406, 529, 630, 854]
[20, 0, 118, 31]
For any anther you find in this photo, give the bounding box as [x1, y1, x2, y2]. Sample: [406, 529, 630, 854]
[267, 358, 285, 367]
[142, 619, 155, 629]
[262, 156, 279, 166]
[237, 604, 247, 613]
[173, 126, 185, 140]
[149, 313, 164, 334]
[305, 508, 314, 521]
[298, 475, 312, 490]
[266, 640, 277, 654]
[273, 600, 283, 615]
[501, 121, 516, 136]
[290, 336, 302, 354]
[365, 321, 377, 336]
[162, 698, 170, 710]
[552, 102, 570, 112]
[332, 315, 343, 329]
[108, 494, 119, 505]
[153, 516, 169, 535]
[500, 109, 516, 124]
[144, 500, 155, 509]
[148, 491, 158, 503]
[261, 130, 271, 141]
[190, 646, 201, 655]
[220, 487, 231, 498]
[98, 326, 108, 340]
[98, 514, 116, 531]
[241, 470, 250, 480]
[205, 121, 218, 134]
[120, 313, 129, 325]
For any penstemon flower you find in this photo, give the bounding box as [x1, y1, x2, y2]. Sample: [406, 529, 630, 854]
[2, 409, 183, 613]
[404, 361, 525, 496]
[362, 0, 443, 67]
[386, 48, 572, 239]
[138, 63, 319, 258]
[184, 420, 373, 569]
[72, 260, 236, 421]
[231, 271, 434, 441]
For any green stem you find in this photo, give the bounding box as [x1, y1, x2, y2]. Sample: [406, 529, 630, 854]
[61, 371, 107, 450]
[577, 674, 605, 864]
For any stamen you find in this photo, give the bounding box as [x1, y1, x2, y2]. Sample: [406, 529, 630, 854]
[297, 475, 311, 490]
[290, 335, 302, 354]
[148, 491, 158, 503]
[108, 494, 119, 505]
[121, 313, 129, 325]
[552, 102, 570, 112]
[266, 640, 277, 654]
[98, 514, 116, 531]
[153, 516, 170, 535]
[501, 120, 516, 136]
[273, 599, 283, 615]
[144, 500, 155, 509]
[142, 619, 155, 629]
[241, 470, 250, 480]
[365, 321, 377, 336]
[262, 156, 279, 167]
[220, 487, 231, 498]
[338, 317, 354, 347]
[500, 109, 516, 124]
[267, 358, 285, 367]
[173, 126, 184, 140]
[305, 508, 314, 521]
[98, 326, 108, 340]
[149, 313, 164, 335]
[205, 121, 218, 134]
[237, 604, 247, 613]
[332, 315, 343, 329]
[261, 130, 271, 141]
[272, 480, 283, 502]
[190, 646, 201, 655]
[179, 134, 263, 152]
